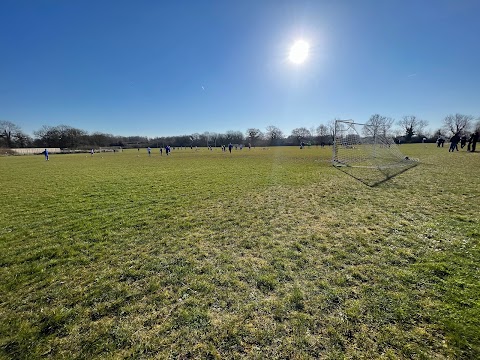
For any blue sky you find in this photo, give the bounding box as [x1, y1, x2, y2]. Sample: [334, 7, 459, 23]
[1, 0, 479, 137]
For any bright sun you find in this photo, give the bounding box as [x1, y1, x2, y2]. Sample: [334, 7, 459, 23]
[289, 40, 310, 64]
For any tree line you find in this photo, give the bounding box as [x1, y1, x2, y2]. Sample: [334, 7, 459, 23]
[1, 114, 479, 149]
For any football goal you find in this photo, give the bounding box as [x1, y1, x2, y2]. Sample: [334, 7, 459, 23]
[332, 120, 417, 185]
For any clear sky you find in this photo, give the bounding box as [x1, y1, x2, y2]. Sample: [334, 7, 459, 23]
[1, 0, 479, 137]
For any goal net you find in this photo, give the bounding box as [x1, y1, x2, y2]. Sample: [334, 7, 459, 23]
[332, 120, 416, 185]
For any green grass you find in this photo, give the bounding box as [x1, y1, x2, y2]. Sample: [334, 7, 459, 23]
[1, 145, 479, 359]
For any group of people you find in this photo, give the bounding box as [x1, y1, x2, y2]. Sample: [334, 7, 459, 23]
[446, 131, 479, 152]
[160, 145, 171, 155]
[219, 143, 234, 153]
[142, 144, 241, 154]
[142, 144, 238, 154]
[146, 145, 172, 155]
[41, 134, 478, 162]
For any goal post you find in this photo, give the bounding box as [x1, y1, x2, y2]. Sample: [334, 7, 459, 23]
[332, 119, 417, 186]
[332, 119, 414, 169]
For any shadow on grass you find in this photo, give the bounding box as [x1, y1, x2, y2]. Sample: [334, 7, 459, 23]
[334, 161, 418, 187]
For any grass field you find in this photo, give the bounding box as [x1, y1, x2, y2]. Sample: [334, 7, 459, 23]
[1, 145, 479, 359]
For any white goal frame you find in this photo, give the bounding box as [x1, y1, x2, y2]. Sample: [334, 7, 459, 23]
[332, 119, 414, 170]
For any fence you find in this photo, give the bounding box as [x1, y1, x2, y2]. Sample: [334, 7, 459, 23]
[3, 148, 62, 155]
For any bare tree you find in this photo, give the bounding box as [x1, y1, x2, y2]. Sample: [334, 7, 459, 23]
[265, 125, 284, 145]
[443, 113, 474, 136]
[34, 125, 58, 147]
[226, 130, 244, 144]
[189, 133, 200, 147]
[315, 124, 329, 144]
[201, 132, 211, 146]
[34, 125, 87, 148]
[364, 114, 394, 138]
[13, 132, 33, 148]
[246, 128, 262, 147]
[397, 115, 428, 141]
[291, 127, 312, 144]
[0, 120, 23, 148]
[209, 132, 218, 147]
[90, 132, 114, 147]
[327, 119, 337, 143]
[315, 124, 327, 137]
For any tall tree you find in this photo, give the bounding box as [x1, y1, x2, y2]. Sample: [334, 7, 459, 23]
[226, 130, 244, 144]
[90, 132, 114, 147]
[398, 115, 428, 142]
[265, 125, 284, 145]
[34, 125, 87, 148]
[0, 121, 23, 148]
[443, 113, 474, 136]
[34, 125, 58, 147]
[316, 124, 328, 137]
[327, 119, 337, 143]
[364, 114, 394, 138]
[13, 132, 33, 148]
[291, 127, 312, 144]
[315, 124, 329, 144]
[189, 133, 200, 147]
[216, 133, 228, 146]
[209, 132, 218, 147]
[201, 132, 211, 146]
[62, 126, 88, 148]
[246, 128, 262, 146]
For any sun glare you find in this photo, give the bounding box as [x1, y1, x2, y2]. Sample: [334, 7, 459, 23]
[289, 40, 310, 64]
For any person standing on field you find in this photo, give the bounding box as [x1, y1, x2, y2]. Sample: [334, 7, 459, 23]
[460, 135, 467, 149]
[44, 148, 49, 161]
[471, 131, 479, 152]
[147, 147, 151, 156]
[228, 143, 233, 153]
[449, 133, 460, 152]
